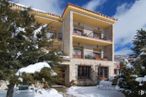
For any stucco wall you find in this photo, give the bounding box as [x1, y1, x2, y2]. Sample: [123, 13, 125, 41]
[63, 11, 73, 57]
[68, 59, 115, 85]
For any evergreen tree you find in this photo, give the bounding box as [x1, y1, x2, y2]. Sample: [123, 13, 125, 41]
[117, 29, 146, 97]
[132, 29, 146, 56]
[0, 0, 62, 97]
[132, 29, 146, 77]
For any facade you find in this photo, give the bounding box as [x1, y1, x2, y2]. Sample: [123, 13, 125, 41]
[11, 3, 117, 85]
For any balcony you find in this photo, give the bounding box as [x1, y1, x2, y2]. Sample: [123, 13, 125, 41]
[73, 47, 83, 58]
[73, 27, 112, 42]
[84, 51, 101, 60]
[73, 47, 109, 61]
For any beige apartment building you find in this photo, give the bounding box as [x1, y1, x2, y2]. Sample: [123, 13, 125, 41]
[12, 3, 117, 85]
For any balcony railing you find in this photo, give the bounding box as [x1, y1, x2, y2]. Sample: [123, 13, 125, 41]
[73, 28, 112, 41]
[84, 51, 101, 60]
[73, 47, 105, 60]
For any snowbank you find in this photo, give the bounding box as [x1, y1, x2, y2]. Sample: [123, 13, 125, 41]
[67, 86, 125, 97]
[35, 89, 63, 97]
[16, 62, 51, 75]
[0, 80, 8, 90]
[97, 80, 114, 89]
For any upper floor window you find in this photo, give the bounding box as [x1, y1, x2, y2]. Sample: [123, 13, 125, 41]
[73, 28, 83, 35]
[73, 47, 83, 58]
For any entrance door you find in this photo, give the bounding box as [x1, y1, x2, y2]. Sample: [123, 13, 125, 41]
[98, 66, 109, 80]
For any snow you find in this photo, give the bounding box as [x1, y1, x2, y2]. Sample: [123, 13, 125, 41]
[67, 86, 125, 97]
[35, 89, 63, 97]
[124, 59, 129, 63]
[15, 27, 26, 35]
[16, 51, 22, 58]
[135, 76, 146, 82]
[61, 56, 70, 61]
[135, 77, 143, 82]
[33, 24, 47, 39]
[97, 80, 113, 89]
[126, 63, 133, 69]
[16, 62, 51, 75]
[143, 76, 146, 81]
[46, 33, 53, 39]
[131, 74, 138, 78]
[12, 88, 63, 97]
[9, 1, 48, 13]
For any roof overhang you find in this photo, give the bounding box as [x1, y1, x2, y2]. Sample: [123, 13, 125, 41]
[62, 4, 117, 24]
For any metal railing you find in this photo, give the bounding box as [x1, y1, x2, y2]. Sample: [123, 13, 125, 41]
[73, 28, 112, 41]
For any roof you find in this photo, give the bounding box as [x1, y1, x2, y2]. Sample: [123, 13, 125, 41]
[10, 1, 61, 19]
[10, 2, 117, 22]
[62, 3, 117, 21]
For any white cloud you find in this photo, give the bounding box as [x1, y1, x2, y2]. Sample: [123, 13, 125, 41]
[115, 47, 133, 55]
[114, 3, 132, 17]
[83, 0, 106, 11]
[12, 0, 64, 15]
[114, 0, 146, 55]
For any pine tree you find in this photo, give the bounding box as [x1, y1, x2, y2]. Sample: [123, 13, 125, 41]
[117, 29, 146, 97]
[0, 0, 62, 97]
[132, 29, 146, 56]
[132, 29, 146, 77]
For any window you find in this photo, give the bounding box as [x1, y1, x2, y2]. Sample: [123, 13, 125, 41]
[78, 66, 91, 79]
[98, 66, 109, 79]
[84, 51, 94, 59]
[73, 47, 83, 58]
[74, 28, 83, 35]
[93, 32, 101, 39]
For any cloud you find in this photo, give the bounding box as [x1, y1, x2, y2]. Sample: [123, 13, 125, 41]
[114, 3, 132, 17]
[12, 0, 64, 15]
[114, 0, 146, 55]
[83, 0, 106, 11]
[115, 47, 133, 55]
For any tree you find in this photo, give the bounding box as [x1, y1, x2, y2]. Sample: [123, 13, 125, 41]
[132, 29, 146, 56]
[132, 29, 146, 77]
[0, 0, 62, 97]
[116, 29, 146, 97]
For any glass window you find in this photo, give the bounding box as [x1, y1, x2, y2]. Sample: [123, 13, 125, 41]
[74, 28, 83, 35]
[78, 65, 91, 79]
[73, 47, 83, 58]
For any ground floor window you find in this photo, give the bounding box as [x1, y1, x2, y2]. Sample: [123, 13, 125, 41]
[98, 66, 109, 79]
[78, 65, 91, 79]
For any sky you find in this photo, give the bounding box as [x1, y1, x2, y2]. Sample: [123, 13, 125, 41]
[12, 0, 146, 55]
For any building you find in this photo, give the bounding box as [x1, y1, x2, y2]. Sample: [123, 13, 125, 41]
[11, 2, 117, 85]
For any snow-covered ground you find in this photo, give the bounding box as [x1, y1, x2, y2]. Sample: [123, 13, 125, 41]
[0, 88, 63, 97]
[34, 89, 63, 97]
[67, 86, 125, 97]
[0, 86, 125, 97]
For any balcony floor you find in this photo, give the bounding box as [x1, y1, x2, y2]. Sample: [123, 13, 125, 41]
[73, 35, 112, 46]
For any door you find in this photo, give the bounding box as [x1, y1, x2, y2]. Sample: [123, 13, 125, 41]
[98, 66, 109, 80]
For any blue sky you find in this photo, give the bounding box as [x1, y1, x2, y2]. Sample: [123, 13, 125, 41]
[12, 0, 146, 55]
